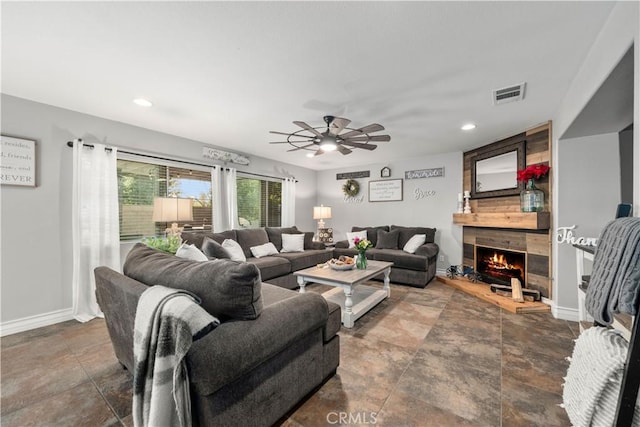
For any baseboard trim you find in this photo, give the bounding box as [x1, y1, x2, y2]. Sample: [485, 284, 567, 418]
[0, 308, 74, 337]
[549, 301, 579, 322]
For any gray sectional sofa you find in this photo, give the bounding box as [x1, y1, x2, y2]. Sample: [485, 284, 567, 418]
[333, 225, 439, 288]
[181, 226, 333, 289]
[95, 243, 341, 427]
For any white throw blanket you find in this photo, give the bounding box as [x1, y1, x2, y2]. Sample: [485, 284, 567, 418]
[563, 326, 640, 426]
[133, 285, 219, 427]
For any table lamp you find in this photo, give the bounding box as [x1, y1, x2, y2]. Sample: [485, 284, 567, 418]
[313, 205, 332, 229]
[152, 197, 193, 236]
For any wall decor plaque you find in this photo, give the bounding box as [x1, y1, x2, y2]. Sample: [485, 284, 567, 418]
[336, 170, 370, 180]
[404, 167, 444, 180]
[202, 146, 250, 165]
[369, 179, 403, 202]
[1, 135, 36, 187]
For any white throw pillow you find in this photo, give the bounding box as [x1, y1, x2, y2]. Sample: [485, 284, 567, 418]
[250, 242, 279, 258]
[403, 234, 427, 254]
[346, 230, 368, 248]
[222, 239, 247, 262]
[175, 243, 208, 262]
[281, 233, 305, 253]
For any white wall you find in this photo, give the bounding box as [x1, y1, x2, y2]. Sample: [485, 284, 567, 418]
[0, 94, 317, 325]
[555, 132, 621, 310]
[552, 1, 639, 319]
[315, 151, 463, 272]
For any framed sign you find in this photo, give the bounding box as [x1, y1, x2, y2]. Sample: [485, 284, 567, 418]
[1, 135, 36, 187]
[369, 179, 403, 202]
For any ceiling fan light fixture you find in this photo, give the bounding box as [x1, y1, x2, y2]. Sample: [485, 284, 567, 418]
[319, 141, 337, 152]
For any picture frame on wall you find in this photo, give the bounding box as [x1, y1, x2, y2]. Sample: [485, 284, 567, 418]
[369, 179, 403, 202]
[1, 135, 36, 187]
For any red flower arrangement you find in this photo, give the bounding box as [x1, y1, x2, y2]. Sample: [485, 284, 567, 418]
[517, 163, 550, 182]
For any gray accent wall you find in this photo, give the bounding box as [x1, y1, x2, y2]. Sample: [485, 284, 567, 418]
[0, 94, 317, 323]
[315, 151, 463, 272]
[555, 132, 621, 310]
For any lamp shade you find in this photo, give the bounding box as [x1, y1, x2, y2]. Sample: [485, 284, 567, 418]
[152, 197, 194, 222]
[313, 205, 332, 220]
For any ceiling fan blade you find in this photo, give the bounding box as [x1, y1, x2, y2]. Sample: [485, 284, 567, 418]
[336, 145, 352, 155]
[269, 141, 294, 144]
[329, 117, 351, 135]
[293, 121, 323, 137]
[286, 144, 315, 152]
[313, 149, 325, 156]
[344, 134, 391, 143]
[339, 123, 385, 139]
[269, 131, 315, 138]
[341, 141, 378, 151]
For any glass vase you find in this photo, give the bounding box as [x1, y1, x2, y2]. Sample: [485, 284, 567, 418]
[356, 251, 368, 269]
[520, 179, 544, 212]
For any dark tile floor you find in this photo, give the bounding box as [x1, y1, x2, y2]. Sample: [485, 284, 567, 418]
[1, 280, 577, 426]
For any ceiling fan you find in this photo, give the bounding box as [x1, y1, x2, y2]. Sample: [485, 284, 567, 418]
[269, 115, 390, 157]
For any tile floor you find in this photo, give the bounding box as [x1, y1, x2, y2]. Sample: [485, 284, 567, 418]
[1, 280, 577, 426]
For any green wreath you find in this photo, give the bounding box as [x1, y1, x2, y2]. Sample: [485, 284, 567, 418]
[342, 179, 360, 197]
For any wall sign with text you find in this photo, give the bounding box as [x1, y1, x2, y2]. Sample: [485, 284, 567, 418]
[404, 167, 444, 180]
[369, 179, 403, 202]
[1, 135, 36, 187]
[337, 170, 370, 180]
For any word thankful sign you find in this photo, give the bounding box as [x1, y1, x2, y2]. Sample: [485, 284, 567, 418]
[1, 135, 36, 187]
[556, 225, 598, 246]
[404, 167, 444, 180]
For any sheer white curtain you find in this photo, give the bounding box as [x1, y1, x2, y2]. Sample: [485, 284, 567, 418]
[72, 141, 120, 322]
[211, 165, 238, 232]
[281, 177, 296, 227]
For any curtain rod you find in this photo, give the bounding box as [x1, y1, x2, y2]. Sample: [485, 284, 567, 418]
[66, 140, 297, 182]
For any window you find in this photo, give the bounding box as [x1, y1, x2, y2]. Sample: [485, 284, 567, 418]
[236, 176, 281, 228]
[117, 159, 212, 240]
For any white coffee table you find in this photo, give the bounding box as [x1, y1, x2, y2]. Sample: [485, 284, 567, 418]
[294, 260, 393, 328]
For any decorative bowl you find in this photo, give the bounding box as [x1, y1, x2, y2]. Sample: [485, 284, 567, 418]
[328, 261, 355, 271]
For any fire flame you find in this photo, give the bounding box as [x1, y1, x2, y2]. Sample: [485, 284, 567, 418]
[487, 252, 517, 270]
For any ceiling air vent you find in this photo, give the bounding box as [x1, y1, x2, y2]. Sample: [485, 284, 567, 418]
[492, 83, 526, 105]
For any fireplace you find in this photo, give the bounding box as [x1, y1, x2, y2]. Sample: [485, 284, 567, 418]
[476, 246, 526, 287]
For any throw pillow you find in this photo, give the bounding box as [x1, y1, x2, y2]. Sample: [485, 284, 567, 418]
[175, 243, 209, 262]
[346, 230, 368, 248]
[124, 243, 262, 320]
[201, 236, 231, 259]
[375, 229, 400, 249]
[403, 234, 427, 254]
[222, 239, 247, 262]
[265, 226, 299, 251]
[281, 233, 305, 252]
[250, 242, 279, 258]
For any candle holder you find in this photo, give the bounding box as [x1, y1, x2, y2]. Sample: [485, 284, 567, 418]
[464, 194, 472, 214]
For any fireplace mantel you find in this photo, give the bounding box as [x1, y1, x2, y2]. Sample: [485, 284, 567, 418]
[453, 212, 550, 230]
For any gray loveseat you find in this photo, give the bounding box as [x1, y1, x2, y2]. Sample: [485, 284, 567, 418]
[333, 225, 439, 288]
[95, 243, 340, 426]
[182, 226, 333, 290]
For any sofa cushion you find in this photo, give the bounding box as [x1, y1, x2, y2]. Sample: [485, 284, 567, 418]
[201, 236, 231, 259]
[236, 228, 270, 259]
[175, 243, 209, 262]
[123, 243, 262, 320]
[222, 239, 246, 262]
[346, 230, 368, 248]
[246, 256, 291, 280]
[181, 230, 237, 249]
[375, 229, 399, 249]
[272, 249, 333, 271]
[372, 249, 428, 272]
[250, 242, 279, 258]
[265, 226, 299, 251]
[390, 225, 436, 247]
[281, 233, 305, 253]
[352, 226, 390, 247]
[403, 234, 426, 254]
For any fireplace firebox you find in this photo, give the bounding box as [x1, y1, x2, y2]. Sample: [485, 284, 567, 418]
[476, 246, 526, 287]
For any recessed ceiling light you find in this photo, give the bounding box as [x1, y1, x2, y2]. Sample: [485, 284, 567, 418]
[133, 98, 153, 107]
[306, 152, 314, 158]
[461, 123, 476, 131]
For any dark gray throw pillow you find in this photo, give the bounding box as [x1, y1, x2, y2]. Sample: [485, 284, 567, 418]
[375, 229, 400, 249]
[124, 243, 262, 320]
[201, 236, 231, 259]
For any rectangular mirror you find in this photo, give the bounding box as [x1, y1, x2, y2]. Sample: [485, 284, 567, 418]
[471, 140, 526, 199]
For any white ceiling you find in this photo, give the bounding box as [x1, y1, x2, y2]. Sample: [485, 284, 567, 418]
[1, 1, 615, 170]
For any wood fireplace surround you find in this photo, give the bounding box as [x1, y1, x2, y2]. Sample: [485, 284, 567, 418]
[455, 122, 553, 299]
